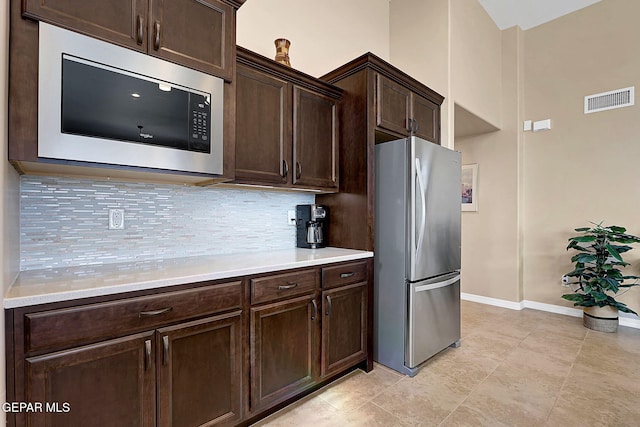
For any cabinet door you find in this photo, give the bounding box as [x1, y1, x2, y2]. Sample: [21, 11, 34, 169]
[23, 0, 148, 51]
[157, 311, 243, 427]
[149, 0, 234, 80]
[293, 87, 338, 190]
[376, 73, 411, 137]
[250, 294, 319, 412]
[321, 283, 367, 378]
[412, 93, 440, 144]
[25, 331, 156, 427]
[235, 64, 292, 185]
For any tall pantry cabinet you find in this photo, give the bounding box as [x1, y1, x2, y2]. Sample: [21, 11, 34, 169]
[316, 53, 444, 252]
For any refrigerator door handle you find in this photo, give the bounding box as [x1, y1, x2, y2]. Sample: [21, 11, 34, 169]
[414, 274, 461, 293]
[415, 158, 427, 254]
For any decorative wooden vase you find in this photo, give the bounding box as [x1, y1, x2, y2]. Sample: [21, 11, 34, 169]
[583, 305, 619, 333]
[274, 38, 291, 67]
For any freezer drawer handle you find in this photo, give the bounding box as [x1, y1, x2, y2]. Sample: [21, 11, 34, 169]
[339, 272, 355, 278]
[414, 274, 460, 293]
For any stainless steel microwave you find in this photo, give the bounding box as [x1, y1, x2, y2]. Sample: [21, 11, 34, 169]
[38, 23, 224, 175]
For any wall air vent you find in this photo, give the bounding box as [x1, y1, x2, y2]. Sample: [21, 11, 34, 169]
[584, 86, 634, 114]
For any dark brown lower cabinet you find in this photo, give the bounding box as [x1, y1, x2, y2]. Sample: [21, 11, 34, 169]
[25, 331, 156, 427]
[157, 311, 243, 427]
[321, 282, 368, 378]
[24, 311, 243, 427]
[250, 294, 319, 413]
[9, 261, 372, 427]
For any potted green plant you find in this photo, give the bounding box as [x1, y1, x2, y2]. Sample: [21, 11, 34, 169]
[563, 222, 640, 332]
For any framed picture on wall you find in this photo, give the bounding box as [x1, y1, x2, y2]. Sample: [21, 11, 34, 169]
[461, 164, 478, 212]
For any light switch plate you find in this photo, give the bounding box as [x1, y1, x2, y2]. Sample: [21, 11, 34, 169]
[533, 119, 552, 132]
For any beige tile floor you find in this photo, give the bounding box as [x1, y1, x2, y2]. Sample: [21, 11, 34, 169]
[252, 301, 640, 426]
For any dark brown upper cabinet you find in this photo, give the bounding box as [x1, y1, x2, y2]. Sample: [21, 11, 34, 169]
[293, 87, 339, 189]
[235, 64, 292, 185]
[235, 47, 341, 192]
[22, 0, 243, 81]
[23, 0, 149, 51]
[148, 0, 234, 80]
[376, 73, 440, 143]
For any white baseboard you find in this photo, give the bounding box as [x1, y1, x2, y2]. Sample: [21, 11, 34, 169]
[619, 313, 640, 329]
[521, 300, 583, 317]
[461, 292, 524, 310]
[461, 293, 640, 330]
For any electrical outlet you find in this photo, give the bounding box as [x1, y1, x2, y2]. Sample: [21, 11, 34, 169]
[287, 210, 296, 226]
[109, 209, 125, 230]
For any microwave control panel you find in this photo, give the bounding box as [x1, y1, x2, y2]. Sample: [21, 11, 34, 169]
[189, 93, 211, 153]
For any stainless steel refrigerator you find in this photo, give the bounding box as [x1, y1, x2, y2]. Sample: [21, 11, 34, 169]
[374, 136, 461, 377]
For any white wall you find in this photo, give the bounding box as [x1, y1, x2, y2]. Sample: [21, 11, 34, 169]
[236, 0, 390, 77]
[1, 0, 22, 421]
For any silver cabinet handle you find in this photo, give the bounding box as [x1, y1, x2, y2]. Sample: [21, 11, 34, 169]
[340, 272, 355, 278]
[295, 161, 302, 179]
[153, 21, 161, 50]
[282, 159, 289, 178]
[136, 15, 144, 45]
[144, 339, 152, 370]
[412, 118, 419, 133]
[139, 307, 173, 317]
[278, 283, 298, 290]
[325, 295, 332, 316]
[162, 335, 169, 366]
[311, 299, 318, 320]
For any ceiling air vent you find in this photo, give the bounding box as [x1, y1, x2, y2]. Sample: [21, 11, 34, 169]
[584, 86, 634, 114]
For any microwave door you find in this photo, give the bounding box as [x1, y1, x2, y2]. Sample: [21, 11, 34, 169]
[62, 56, 191, 150]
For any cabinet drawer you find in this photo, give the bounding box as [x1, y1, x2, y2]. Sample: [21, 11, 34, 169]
[25, 281, 242, 354]
[251, 269, 318, 304]
[322, 261, 368, 289]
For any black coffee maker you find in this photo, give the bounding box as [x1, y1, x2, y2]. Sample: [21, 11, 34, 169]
[296, 204, 328, 249]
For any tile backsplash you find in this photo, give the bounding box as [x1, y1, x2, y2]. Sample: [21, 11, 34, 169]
[20, 176, 314, 271]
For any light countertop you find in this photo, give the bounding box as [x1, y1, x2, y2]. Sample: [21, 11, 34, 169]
[4, 247, 373, 309]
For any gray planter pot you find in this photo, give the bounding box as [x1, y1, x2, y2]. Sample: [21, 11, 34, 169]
[583, 305, 619, 333]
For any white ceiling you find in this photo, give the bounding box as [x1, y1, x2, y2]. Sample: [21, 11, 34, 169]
[478, 0, 601, 30]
